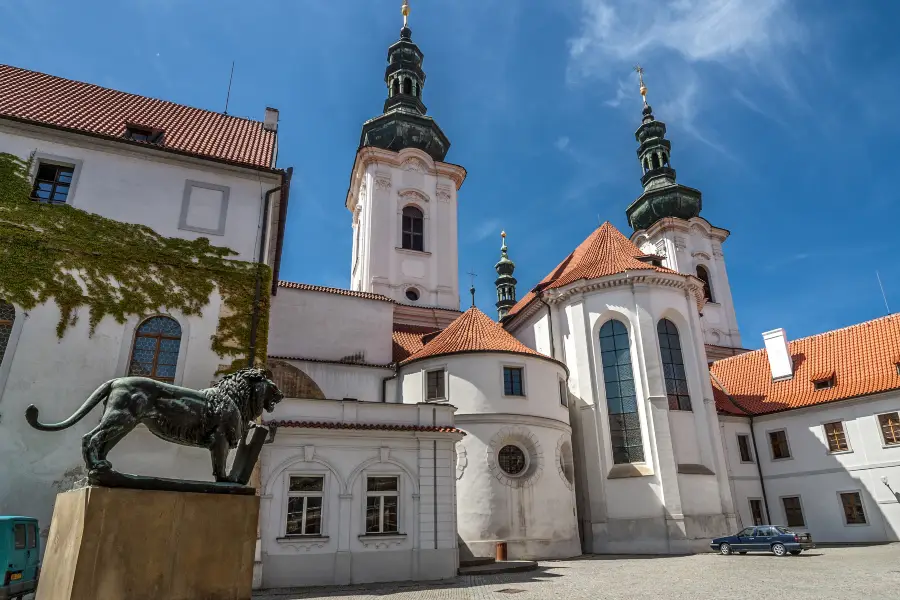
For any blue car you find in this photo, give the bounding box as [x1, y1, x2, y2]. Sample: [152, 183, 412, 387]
[710, 525, 814, 556]
[0, 516, 40, 600]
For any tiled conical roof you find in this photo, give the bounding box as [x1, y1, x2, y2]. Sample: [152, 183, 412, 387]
[509, 221, 674, 317]
[401, 307, 549, 364]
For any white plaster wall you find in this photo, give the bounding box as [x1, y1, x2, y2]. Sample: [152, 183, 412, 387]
[721, 393, 900, 543]
[0, 294, 226, 542]
[511, 309, 552, 357]
[0, 124, 280, 263]
[275, 360, 394, 403]
[352, 149, 460, 310]
[258, 399, 461, 588]
[268, 287, 394, 365]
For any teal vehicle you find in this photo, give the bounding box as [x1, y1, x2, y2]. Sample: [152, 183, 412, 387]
[0, 517, 40, 600]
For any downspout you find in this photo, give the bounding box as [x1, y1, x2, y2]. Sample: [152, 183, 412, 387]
[535, 288, 556, 359]
[710, 371, 771, 524]
[247, 179, 282, 367]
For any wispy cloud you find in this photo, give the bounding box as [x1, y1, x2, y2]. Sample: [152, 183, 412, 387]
[470, 218, 502, 243]
[555, 136, 570, 151]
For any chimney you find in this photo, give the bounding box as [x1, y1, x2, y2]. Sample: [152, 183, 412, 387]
[762, 328, 793, 381]
[263, 107, 279, 133]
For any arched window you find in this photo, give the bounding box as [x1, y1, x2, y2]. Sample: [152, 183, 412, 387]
[599, 320, 644, 464]
[650, 153, 660, 170]
[401, 206, 424, 252]
[696, 265, 714, 302]
[657, 319, 691, 411]
[403, 78, 412, 95]
[0, 301, 16, 365]
[392, 78, 400, 97]
[128, 316, 182, 382]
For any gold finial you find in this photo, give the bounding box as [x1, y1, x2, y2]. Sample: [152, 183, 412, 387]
[402, 0, 410, 27]
[634, 64, 648, 105]
[501, 230, 506, 239]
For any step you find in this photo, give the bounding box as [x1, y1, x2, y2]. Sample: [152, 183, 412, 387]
[459, 557, 496, 568]
[458, 560, 539, 576]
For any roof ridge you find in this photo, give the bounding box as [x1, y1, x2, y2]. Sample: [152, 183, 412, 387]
[711, 313, 900, 367]
[0, 64, 267, 125]
[277, 280, 394, 302]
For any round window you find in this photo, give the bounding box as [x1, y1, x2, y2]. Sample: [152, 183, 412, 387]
[406, 288, 420, 302]
[498, 445, 527, 476]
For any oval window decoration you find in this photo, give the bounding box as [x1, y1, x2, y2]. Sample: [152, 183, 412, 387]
[498, 445, 527, 476]
[406, 287, 420, 302]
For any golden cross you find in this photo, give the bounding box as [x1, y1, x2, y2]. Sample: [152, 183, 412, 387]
[402, 0, 410, 27]
[634, 64, 648, 104]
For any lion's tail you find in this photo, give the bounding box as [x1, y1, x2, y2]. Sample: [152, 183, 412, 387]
[25, 380, 114, 431]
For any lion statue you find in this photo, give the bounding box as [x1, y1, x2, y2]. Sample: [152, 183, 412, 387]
[25, 367, 283, 483]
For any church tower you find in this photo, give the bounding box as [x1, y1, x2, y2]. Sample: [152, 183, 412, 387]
[494, 231, 517, 321]
[627, 69, 743, 359]
[346, 1, 466, 312]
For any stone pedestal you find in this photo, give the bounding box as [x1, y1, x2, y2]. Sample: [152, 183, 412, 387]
[37, 486, 259, 600]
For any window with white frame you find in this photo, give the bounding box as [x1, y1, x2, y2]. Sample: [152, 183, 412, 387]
[365, 476, 399, 534]
[503, 366, 524, 396]
[878, 412, 900, 446]
[768, 429, 791, 460]
[285, 476, 324, 536]
[823, 421, 849, 452]
[737, 434, 753, 463]
[31, 161, 75, 204]
[426, 369, 445, 400]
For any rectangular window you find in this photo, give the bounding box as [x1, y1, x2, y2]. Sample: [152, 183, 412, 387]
[31, 162, 74, 204]
[285, 475, 324, 536]
[426, 369, 445, 400]
[13, 524, 25, 549]
[814, 378, 835, 390]
[823, 421, 849, 452]
[749, 499, 764, 526]
[781, 496, 805, 527]
[840, 492, 867, 525]
[365, 476, 399, 534]
[26, 523, 36, 549]
[879, 412, 900, 446]
[737, 434, 753, 463]
[503, 367, 524, 396]
[559, 379, 568, 407]
[769, 430, 791, 460]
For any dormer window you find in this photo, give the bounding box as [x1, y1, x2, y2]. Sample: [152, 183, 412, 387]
[125, 125, 164, 144]
[813, 377, 835, 391]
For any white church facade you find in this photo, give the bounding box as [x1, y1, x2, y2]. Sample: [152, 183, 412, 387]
[1, 0, 899, 593]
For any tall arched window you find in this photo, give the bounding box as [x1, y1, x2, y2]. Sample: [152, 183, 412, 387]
[129, 316, 182, 382]
[403, 78, 412, 95]
[696, 265, 714, 302]
[599, 320, 644, 464]
[658, 319, 692, 411]
[0, 301, 16, 365]
[401, 206, 424, 252]
[392, 78, 400, 97]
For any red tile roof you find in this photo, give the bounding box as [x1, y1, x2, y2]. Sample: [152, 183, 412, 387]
[278, 281, 393, 303]
[508, 221, 676, 318]
[401, 307, 555, 365]
[711, 314, 900, 416]
[0, 64, 276, 169]
[392, 324, 442, 363]
[265, 420, 465, 435]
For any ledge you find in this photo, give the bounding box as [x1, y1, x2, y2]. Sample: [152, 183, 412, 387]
[357, 533, 408, 549]
[677, 463, 715, 475]
[394, 247, 432, 256]
[607, 463, 654, 479]
[276, 535, 329, 544]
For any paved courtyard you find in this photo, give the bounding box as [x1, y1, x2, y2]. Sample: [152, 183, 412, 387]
[254, 545, 900, 600]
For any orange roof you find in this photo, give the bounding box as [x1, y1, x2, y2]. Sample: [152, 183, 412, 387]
[509, 221, 675, 318]
[0, 64, 276, 170]
[401, 307, 554, 365]
[392, 324, 442, 362]
[711, 314, 900, 416]
[278, 281, 393, 303]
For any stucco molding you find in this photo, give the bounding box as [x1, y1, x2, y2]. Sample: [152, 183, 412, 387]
[346, 454, 420, 496]
[398, 188, 430, 203]
[263, 451, 347, 496]
[556, 435, 576, 491]
[357, 534, 408, 549]
[455, 413, 571, 434]
[455, 441, 468, 480]
[178, 179, 230, 236]
[274, 536, 330, 551]
[486, 426, 544, 489]
[375, 174, 393, 191]
[435, 185, 452, 203]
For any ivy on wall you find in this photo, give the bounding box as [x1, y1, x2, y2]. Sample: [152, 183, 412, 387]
[0, 152, 269, 373]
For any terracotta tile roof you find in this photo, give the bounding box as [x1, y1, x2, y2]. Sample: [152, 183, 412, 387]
[392, 324, 442, 363]
[509, 221, 676, 318]
[265, 420, 465, 435]
[401, 307, 553, 365]
[711, 314, 900, 416]
[277, 281, 393, 303]
[0, 64, 276, 169]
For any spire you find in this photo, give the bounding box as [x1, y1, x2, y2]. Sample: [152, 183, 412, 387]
[467, 269, 477, 308]
[625, 66, 702, 231]
[495, 231, 517, 321]
[358, 0, 451, 162]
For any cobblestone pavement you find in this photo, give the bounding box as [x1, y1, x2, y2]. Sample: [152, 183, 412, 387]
[254, 545, 900, 600]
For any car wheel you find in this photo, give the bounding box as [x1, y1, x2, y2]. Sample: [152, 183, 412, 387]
[790, 550, 801, 555]
[719, 543, 732, 555]
[772, 543, 787, 556]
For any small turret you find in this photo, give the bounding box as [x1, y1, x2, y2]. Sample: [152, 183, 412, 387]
[495, 231, 517, 321]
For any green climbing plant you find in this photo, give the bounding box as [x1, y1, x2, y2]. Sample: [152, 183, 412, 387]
[0, 151, 269, 373]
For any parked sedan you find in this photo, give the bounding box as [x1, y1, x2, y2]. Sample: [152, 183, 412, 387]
[711, 525, 814, 556]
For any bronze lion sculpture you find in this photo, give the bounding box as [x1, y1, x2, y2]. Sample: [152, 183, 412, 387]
[25, 367, 283, 483]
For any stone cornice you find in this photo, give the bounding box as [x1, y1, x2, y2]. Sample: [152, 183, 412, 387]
[544, 270, 707, 312]
[630, 216, 730, 245]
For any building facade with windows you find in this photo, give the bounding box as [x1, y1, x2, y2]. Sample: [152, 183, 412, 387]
[0, 64, 289, 545]
[713, 318, 900, 543]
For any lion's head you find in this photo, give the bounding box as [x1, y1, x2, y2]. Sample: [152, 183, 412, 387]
[215, 367, 284, 421]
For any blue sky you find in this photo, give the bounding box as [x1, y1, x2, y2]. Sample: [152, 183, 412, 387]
[3, 0, 899, 349]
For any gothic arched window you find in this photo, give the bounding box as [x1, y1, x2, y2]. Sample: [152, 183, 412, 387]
[0, 301, 16, 365]
[599, 319, 644, 464]
[401, 206, 424, 252]
[658, 319, 692, 411]
[128, 316, 182, 382]
[696, 265, 714, 302]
